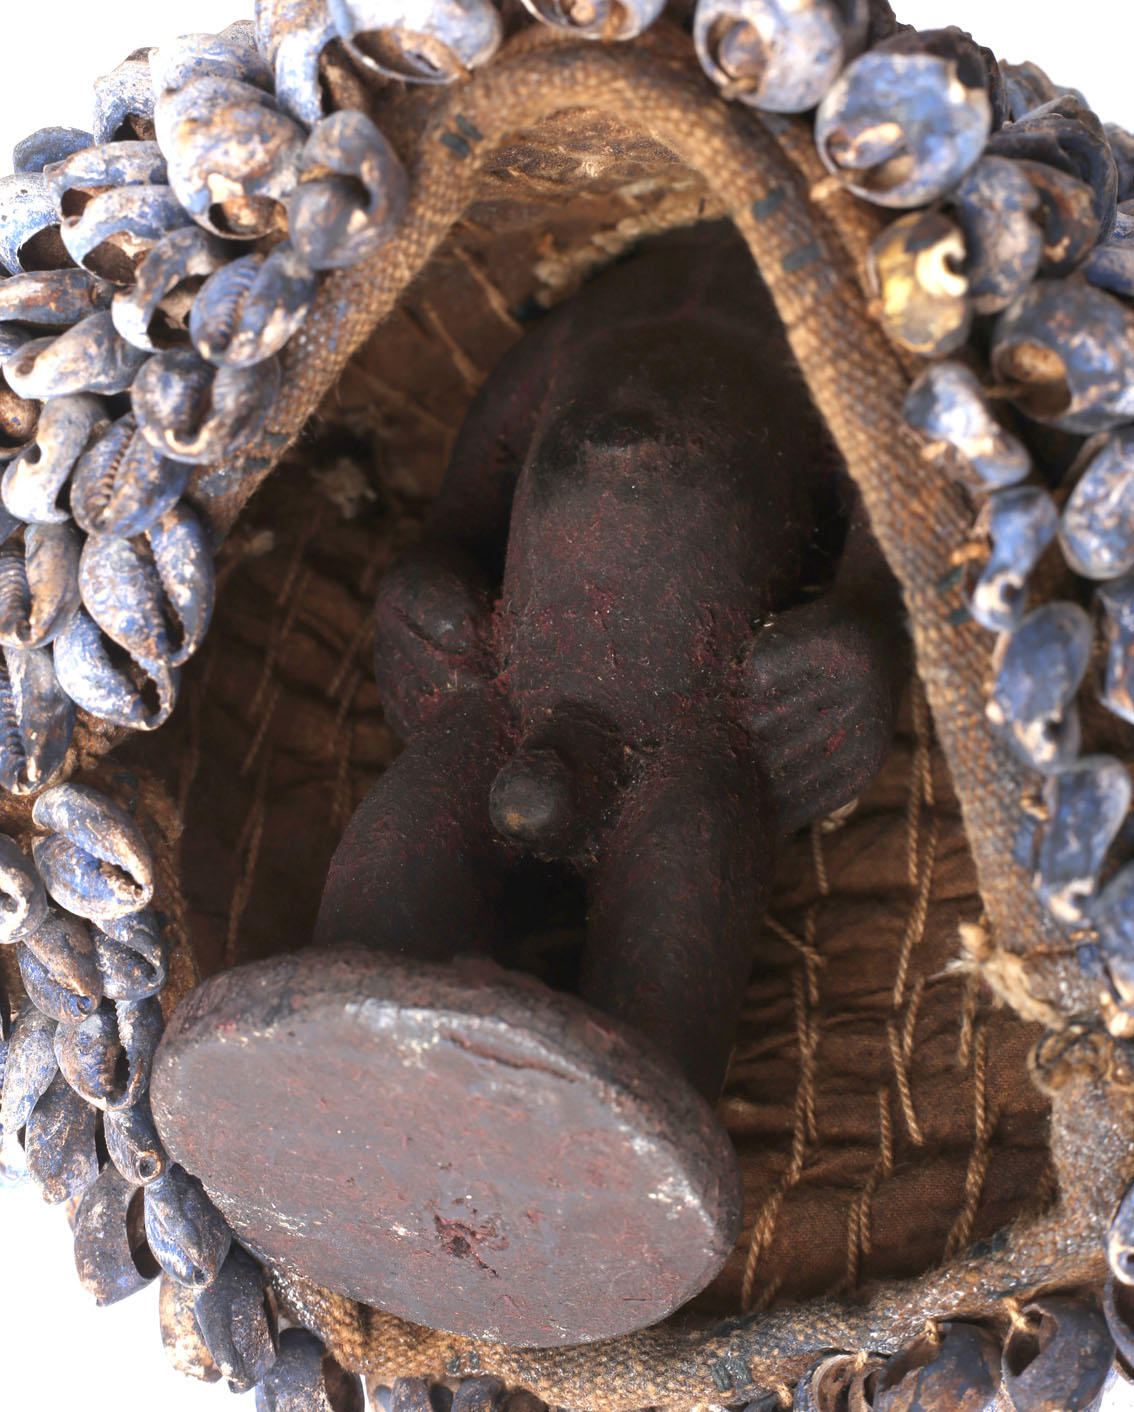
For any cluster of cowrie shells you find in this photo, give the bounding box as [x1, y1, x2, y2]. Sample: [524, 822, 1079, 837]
[0, 1, 1133, 1408]
[0, 16, 406, 1405]
[781, 1298, 1120, 1412]
[868, 60, 1134, 1049]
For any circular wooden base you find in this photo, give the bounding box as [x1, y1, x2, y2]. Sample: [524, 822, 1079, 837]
[150, 947, 743, 1347]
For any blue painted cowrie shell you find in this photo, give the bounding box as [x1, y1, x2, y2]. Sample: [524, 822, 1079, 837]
[145, 504, 215, 665]
[1001, 1299, 1113, 1412]
[1085, 208, 1134, 300]
[1097, 573, 1134, 728]
[0, 831, 45, 952]
[867, 209, 971, 358]
[132, 347, 280, 464]
[53, 607, 181, 731]
[903, 362, 1030, 487]
[109, 995, 163, 1109]
[151, 28, 274, 97]
[327, 0, 502, 84]
[2, 393, 107, 525]
[18, 934, 99, 1024]
[92, 49, 156, 144]
[94, 908, 168, 1002]
[24, 1069, 98, 1203]
[0, 325, 37, 472]
[60, 186, 194, 289]
[21, 900, 101, 1009]
[524, 0, 666, 41]
[74, 1163, 159, 1306]
[104, 1091, 168, 1185]
[814, 42, 992, 208]
[1033, 755, 1132, 925]
[693, 0, 865, 113]
[0, 171, 65, 273]
[3, 1022, 14, 1094]
[1060, 428, 1134, 580]
[0, 523, 81, 650]
[2, 312, 148, 400]
[920, 25, 1007, 128]
[992, 278, 1134, 436]
[0, 834, 47, 946]
[0, 268, 113, 329]
[289, 112, 409, 272]
[112, 226, 231, 353]
[254, 0, 338, 128]
[13, 127, 92, 176]
[54, 999, 128, 1108]
[255, 1328, 364, 1412]
[0, 1000, 56, 1133]
[0, 328, 28, 369]
[1109, 1166, 1134, 1285]
[1092, 864, 1134, 1028]
[949, 157, 1044, 316]
[969, 487, 1058, 635]
[45, 141, 169, 206]
[986, 94, 1118, 241]
[0, 365, 37, 469]
[145, 1163, 232, 1290]
[0, 644, 76, 796]
[999, 59, 1082, 124]
[1, 1030, 13, 1117]
[190, 244, 315, 367]
[1109, 124, 1134, 203]
[195, 1243, 279, 1392]
[159, 1272, 223, 1383]
[32, 782, 154, 922]
[792, 1355, 884, 1412]
[56, 993, 162, 1111]
[155, 77, 305, 241]
[79, 509, 215, 674]
[70, 414, 191, 539]
[6, 526, 81, 656]
[0, 532, 75, 658]
[986, 601, 1091, 773]
[1014, 160, 1100, 279]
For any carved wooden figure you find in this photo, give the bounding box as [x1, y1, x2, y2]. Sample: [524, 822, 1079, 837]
[151, 224, 905, 1352]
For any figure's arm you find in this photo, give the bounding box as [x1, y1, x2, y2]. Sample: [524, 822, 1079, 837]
[423, 313, 565, 577]
[739, 473, 909, 833]
[373, 311, 565, 736]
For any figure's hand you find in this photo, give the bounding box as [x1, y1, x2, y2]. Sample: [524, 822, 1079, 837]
[373, 541, 495, 738]
[741, 596, 905, 833]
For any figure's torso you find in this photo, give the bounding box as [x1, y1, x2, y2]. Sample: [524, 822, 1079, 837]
[498, 235, 840, 736]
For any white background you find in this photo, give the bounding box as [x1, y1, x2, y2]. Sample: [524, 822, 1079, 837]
[1, 3, 1133, 1411]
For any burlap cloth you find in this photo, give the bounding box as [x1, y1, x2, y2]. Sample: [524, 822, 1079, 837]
[90, 24, 1134, 1411]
